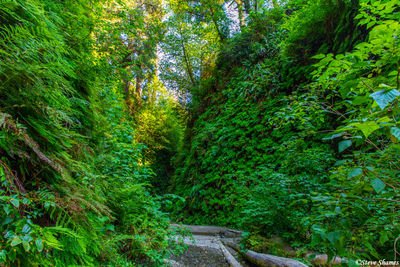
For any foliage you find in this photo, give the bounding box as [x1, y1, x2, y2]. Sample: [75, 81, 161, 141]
[2, 0, 400, 264]
[168, 0, 400, 263]
[281, 0, 366, 90]
[169, 8, 337, 231]
[0, 0, 184, 265]
[306, 0, 400, 260]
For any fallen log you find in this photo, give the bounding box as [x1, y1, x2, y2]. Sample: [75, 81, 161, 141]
[225, 241, 308, 267]
[170, 224, 243, 237]
[216, 239, 243, 267]
[170, 224, 345, 266]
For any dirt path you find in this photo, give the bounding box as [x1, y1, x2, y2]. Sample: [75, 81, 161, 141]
[166, 225, 311, 267]
[169, 245, 229, 267]
[167, 234, 249, 267]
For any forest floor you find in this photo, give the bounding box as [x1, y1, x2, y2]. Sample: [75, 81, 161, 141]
[168, 235, 250, 267]
[166, 225, 315, 267]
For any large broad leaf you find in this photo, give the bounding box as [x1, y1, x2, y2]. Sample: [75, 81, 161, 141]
[391, 127, 400, 140]
[371, 178, 386, 193]
[11, 237, 22, 247]
[327, 231, 342, 245]
[338, 140, 352, 153]
[348, 168, 362, 178]
[354, 121, 380, 138]
[22, 224, 31, 234]
[10, 198, 19, 208]
[0, 250, 6, 263]
[370, 89, 400, 110]
[36, 238, 43, 252]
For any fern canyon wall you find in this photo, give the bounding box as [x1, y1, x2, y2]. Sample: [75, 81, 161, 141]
[1, 0, 400, 266]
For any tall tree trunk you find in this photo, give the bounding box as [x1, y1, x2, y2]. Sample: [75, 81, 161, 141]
[124, 79, 130, 100]
[179, 27, 196, 86]
[204, 0, 225, 42]
[123, 77, 133, 109]
[235, 0, 245, 30]
[135, 76, 142, 97]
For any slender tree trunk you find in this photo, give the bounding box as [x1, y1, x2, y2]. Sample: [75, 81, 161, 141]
[236, 0, 245, 30]
[182, 41, 196, 85]
[135, 76, 142, 97]
[204, 0, 225, 42]
[179, 27, 196, 86]
[123, 76, 133, 109]
[124, 79, 130, 100]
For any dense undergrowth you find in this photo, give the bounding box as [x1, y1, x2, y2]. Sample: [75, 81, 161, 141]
[0, 0, 184, 265]
[170, 0, 400, 263]
[1, 0, 400, 265]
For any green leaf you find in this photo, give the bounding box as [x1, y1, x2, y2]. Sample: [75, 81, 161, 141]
[338, 140, 352, 153]
[0, 167, 5, 182]
[0, 250, 6, 263]
[367, 21, 376, 29]
[106, 224, 115, 232]
[391, 127, 400, 140]
[36, 238, 43, 252]
[335, 54, 344, 60]
[10, 199, 19, 208]
[379, 231, 388, 245]
[352, 96, 370, 106]
[23, 242, 31, 252]
[355, 121, 380, 138]
[326, 231, 342, 246]
[11, 237, 22, 247]
[3, 205, 11, 215]
[312, 54, 326, 59]
[3, 217, 13, 225]
[22, 235, 33, 244]
[371, 178, 386, 193]
[22, 224, 31, 234]
[22, 198, 30, 205]
[370, 89, 400, 110]
[364, 241, 380, 258]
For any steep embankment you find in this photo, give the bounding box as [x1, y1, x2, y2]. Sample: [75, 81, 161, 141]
[0, 1, 174, 265]
[171, 5, 338, 234]
[170, 0, 400, 262]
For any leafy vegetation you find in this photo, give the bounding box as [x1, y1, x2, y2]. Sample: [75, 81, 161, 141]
[167, 0, 400, 263]
[0, 0, 183, 265]
[1, 0, 400, 265]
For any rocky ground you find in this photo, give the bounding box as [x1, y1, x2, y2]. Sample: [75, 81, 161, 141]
[167, 234, 251, 267]
[166, 225, 313, 267]
[169, 245, 229, 267]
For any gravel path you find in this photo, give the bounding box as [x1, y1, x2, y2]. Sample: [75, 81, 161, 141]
[170, 245, 229, 267]
[167, 235, 251, 267]
[167, 225, 310, 267]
